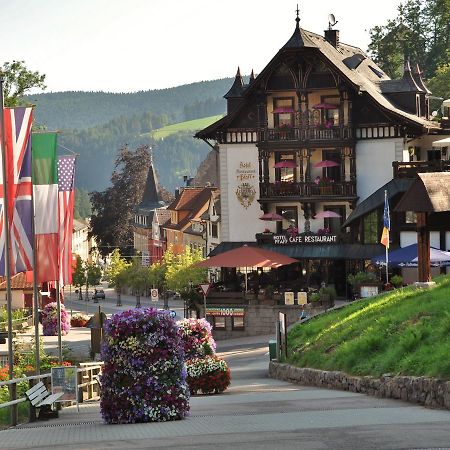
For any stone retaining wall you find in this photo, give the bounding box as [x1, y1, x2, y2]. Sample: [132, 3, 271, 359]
[269, 361, 450, 410]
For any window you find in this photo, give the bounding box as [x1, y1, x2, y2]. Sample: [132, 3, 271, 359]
[213, 316, 226, 330]
[405, 211, 417, 224]
[232, 316, 245, 330]
[322, 150, 341, 182]
[363, 210, 379, 244]
[211, 223, 218, 238]
[276, 206, 298, 233]
[321, 96, 340, 127]
[323, 206, 345, 235]
[273, 97, 294, 128]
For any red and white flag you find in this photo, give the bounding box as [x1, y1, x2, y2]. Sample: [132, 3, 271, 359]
[57, 155, 76, 286]
[0, 107, 34, 275]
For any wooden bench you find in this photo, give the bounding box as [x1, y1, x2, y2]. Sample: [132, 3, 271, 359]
[25, 381, 64, 419]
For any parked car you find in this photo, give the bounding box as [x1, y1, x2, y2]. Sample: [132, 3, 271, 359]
[92, 289, 105, 302]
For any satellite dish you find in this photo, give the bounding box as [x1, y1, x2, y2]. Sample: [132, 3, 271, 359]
[431, 110, 438, 117]
[328, 13, 338, 29]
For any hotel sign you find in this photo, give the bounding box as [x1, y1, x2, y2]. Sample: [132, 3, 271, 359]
[206, 307, 245, 317]
[273, 234, 338, 245]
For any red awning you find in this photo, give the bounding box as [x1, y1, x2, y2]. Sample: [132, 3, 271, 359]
[196, 244, 297, 268]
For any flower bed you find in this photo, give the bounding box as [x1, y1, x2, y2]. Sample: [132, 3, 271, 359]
[41, 302, 70, 336]
[177, 318, 216, 358]
[100, 308, 190, 424]
[186, 355, 231, 395]
[70, 312, 90, 327]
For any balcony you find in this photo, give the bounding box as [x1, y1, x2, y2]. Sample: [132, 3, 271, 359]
[261, 126, 352, 142]
[393, 160, 450, 178]
[259, 180, 357, 201]
[216, 126, 353, 144]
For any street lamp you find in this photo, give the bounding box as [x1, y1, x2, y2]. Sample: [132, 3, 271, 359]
[84, 268, 89, 302]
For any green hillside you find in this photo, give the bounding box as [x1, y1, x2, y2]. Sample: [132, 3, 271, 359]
[287, 276, 450, 379]
[150, 115, 223, 140]
[29, 78, 232, 130]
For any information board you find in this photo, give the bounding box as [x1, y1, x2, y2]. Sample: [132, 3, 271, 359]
[284, 292, 295, 305]
[297, 292, 308, 305]
[51, 366, 78, 403]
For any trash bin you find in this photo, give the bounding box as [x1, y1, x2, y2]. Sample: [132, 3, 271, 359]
[268, 340, 277, 361]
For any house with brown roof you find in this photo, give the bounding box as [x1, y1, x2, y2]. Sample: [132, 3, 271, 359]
[163, 186, 217, 256]
[0, 272, 33, 309]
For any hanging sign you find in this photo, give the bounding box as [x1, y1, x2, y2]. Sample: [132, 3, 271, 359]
[272, 234, 338, 245]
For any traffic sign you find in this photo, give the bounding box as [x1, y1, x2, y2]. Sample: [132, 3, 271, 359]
[150, 288, 159, 302]
[199, 283, 211, 296]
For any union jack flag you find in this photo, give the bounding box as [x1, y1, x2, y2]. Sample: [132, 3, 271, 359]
[0, 107, 34, 275]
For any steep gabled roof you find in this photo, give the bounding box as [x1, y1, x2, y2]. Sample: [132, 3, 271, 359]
[196, 19, 437, 140]
[137, 158, 161, 212]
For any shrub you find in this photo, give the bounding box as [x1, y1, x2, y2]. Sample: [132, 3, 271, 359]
[310, 292, 321, 303]
[390, 275, 403, 288]
[177, 318, 216, 358]
[70, 313, 90, 327]
[41, 302, 70, 336]
[100, 308, 190, 424]
[320, 286, 337, 300]
[186, 356, 231, 394]
[347, 271, 377, 290]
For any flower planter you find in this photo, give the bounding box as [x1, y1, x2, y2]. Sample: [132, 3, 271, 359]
[319, 186, 333, 195]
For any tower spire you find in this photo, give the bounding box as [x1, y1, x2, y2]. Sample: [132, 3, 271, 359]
[295, 4, 300, 28]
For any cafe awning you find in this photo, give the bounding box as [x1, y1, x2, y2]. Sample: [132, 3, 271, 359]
[209, 242, 384, 260]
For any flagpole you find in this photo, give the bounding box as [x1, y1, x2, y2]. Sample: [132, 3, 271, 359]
[30, 135, 41, 375]
[0, 77, 18, 426]
[385, 190, 389, 285]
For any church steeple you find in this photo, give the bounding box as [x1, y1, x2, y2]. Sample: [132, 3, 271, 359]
[138, 148, 161, 210]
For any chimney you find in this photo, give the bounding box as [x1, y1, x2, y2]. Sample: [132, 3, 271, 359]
[324, 29, 339, 48]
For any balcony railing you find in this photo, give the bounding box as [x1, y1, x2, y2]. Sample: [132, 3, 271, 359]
[260, 181, 357, 199]
[216, 126, 353, 144]
[393, 160, 450, 178]
[261, 126, 352, 142]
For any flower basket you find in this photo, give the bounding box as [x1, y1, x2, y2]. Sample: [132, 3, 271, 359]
[41, 302, 71, 336]
[177, 318, 216, 359]
[186, 356, 231, 395]
[100, 308, 190, 424]
[70, 313, 90, 327]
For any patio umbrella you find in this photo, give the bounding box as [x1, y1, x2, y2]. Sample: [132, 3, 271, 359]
[274, 160, 297, 169]
[372, 243, 450, 268]
[196, 245, 297, 291]
[272, 107, 295, 113]
[432, 137, 450, 148]
[314, 210, 341, 219]
[313, 160, 340, 168]
[312, 103, 337, 110]
[259, 212, 285, 221]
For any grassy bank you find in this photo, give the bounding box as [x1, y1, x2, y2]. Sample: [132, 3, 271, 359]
[287, 276, 450, 379]
[149, 115, 223, 140]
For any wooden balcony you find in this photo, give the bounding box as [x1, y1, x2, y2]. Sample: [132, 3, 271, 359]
[393, 160, 450, 178]
[216, 126, 353, 144]
[259, 181, 357, 201]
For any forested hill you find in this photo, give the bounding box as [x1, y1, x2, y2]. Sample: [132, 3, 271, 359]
[29, 78, 233, 130]
[27, 77, 235, 195]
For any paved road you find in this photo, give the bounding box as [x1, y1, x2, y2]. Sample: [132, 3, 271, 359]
[2, 338, 450, 449]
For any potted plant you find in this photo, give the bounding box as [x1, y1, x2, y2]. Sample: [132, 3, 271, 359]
[309, 292, 321, 305]
[347, 271, 377, 299]
[390, 275, 403, 288]
[319, 286, 336, 308]
[318, 177, 334, 195]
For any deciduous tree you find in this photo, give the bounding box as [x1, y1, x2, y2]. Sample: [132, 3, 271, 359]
[89, 145, 151, 256]
[0, 60, 46, 107]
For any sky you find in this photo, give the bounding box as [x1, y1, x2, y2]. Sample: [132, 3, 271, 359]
[1, 0, 403, 94]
